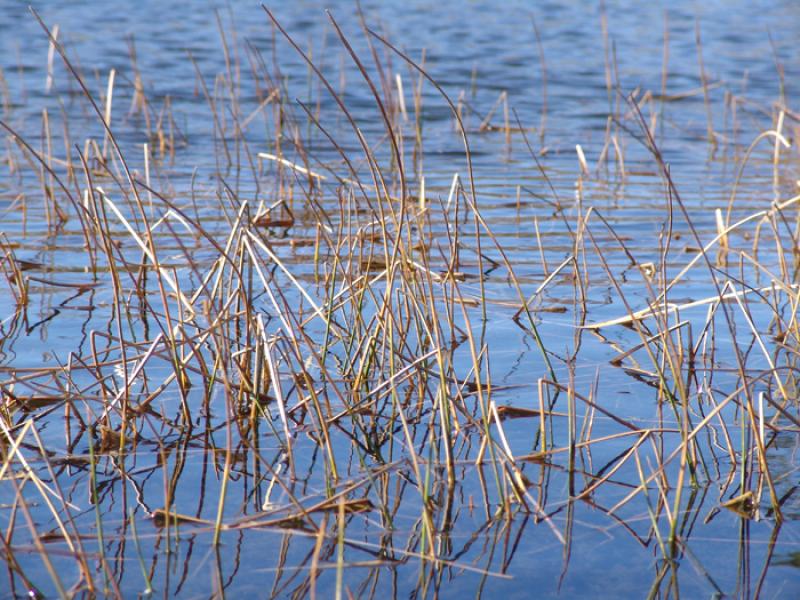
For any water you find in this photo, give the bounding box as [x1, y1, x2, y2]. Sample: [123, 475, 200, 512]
[1, 1, 799, 598]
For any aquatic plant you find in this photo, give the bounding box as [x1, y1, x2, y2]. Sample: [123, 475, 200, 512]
[0, 5, 798, 598]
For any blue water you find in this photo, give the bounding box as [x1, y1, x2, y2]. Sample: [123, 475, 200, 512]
[0, 1, 799, 598]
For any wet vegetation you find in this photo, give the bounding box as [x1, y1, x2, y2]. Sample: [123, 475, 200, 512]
[0, 4, 799, 598]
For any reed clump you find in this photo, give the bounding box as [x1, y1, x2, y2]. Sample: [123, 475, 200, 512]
[0, 6, 798, 599]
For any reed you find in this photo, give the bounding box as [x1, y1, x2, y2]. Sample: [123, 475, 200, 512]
[0, 5, 796, 598]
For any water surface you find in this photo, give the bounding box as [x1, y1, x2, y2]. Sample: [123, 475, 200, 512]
[1, 1, 799, 598]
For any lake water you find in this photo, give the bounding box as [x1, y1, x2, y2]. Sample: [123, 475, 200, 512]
[1, 1, 799, 598]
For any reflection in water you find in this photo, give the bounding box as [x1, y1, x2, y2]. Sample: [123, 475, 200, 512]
[0, 1, 799, 598]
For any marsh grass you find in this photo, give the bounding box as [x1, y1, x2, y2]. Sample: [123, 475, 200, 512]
[0, 5, 798, 598]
